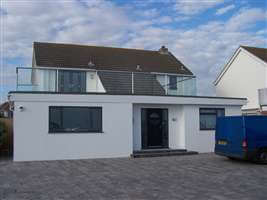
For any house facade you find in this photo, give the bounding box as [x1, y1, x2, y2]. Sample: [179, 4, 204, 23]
[215, 46, 267, 114]
[9, 42, 246, 161]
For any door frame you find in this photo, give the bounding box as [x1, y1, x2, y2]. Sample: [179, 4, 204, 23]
[141, 108, 169, 149]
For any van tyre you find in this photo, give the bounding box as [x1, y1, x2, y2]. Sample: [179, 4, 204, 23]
[227, 156, 237, 160]
[257, 150, 267, 164]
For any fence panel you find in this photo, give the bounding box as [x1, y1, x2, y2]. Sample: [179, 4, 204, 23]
[0, 118, 13, 157]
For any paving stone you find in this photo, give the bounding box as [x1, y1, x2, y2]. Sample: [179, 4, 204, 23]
[0, 153, 266, 200]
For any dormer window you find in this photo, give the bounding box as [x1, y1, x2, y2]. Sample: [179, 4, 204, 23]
[136, 65, 142, 71]
[88, 60, 95, 67]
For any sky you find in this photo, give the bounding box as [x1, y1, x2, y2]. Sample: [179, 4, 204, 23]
[0, 0, 266, 103]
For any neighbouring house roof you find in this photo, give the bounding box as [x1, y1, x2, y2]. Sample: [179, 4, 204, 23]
[241, 46, 267, 63]
[33, 42, 193, 75]
[0, 102, 9, 112]
[214, 45, 267, 85]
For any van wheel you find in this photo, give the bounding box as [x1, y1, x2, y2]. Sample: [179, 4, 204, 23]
[257, 151, 267, 164]
[227, 156, 236, 160]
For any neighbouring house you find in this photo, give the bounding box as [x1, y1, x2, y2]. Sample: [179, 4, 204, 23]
[9, 42, 246, 161]
[215, 46, 267, 114]
[0, 102, 12, 118]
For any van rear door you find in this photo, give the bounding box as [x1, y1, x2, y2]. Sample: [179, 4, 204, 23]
[245, 116, 267, 151]
[215, 116, 245, 158]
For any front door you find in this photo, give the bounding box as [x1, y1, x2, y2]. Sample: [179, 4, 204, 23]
[58, 70, 86, 93]
[141, 108, 168, 149]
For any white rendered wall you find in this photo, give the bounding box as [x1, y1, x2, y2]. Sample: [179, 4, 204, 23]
[133, 104, 185, 151]
[184, 105, 242, 153]
[13, 100, 132, 161]
[133, 104, 241, 153]
[216, 50, 266, 111]
[11, 93, 245, 161]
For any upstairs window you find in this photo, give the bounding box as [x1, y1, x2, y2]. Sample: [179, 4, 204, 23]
[49, 106, 102, 133]
[199, 108, 225, 130]
[58, 70, 86, 93]
[169, 75, 177, 90]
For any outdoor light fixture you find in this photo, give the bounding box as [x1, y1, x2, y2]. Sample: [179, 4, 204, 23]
[18, 105, 24, 112]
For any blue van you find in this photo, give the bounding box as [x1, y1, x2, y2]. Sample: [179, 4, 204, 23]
[215, 116, 267, 163]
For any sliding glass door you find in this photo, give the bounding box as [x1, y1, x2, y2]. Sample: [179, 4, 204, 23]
[58, 70, 86, 93]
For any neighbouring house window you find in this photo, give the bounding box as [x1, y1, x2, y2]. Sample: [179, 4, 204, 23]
[199, 108, 225, 130]
[49, 106, 102, 133]
[169, 75, 177, 90]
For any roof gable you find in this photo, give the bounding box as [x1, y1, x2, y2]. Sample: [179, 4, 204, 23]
[241, 46, 267, 64]
[33, 42, 193, 75]
[0, 102, 9, 111]
[214, 46, 267, 85]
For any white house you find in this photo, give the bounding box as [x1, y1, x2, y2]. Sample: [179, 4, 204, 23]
[214, 46, 267, 114]
[9, 42, 246, 161]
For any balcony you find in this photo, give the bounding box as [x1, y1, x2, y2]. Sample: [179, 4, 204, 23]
[16, 67, 197, 96]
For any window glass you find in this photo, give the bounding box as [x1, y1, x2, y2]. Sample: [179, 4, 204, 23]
[169, 75, 177, 90]
[199, 108, 225, 130]
[58, 70, 86, 93]
[217, 109, 225, 117]
[49, 107, 102, 133]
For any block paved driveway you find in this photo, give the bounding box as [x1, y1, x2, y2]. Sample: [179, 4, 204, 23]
[0, 153, 267, 200]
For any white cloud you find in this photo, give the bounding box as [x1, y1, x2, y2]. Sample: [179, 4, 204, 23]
[122, 7, 266, 95]
[137, 8, 160, 18]
[257, 29, 267, 35]
[156, 16, 173, 24]
[226, 7, 267, 31]
[175, 16, 191, 22]
[1, 0, 130, 59]
[174, 0, 224, 15]
[216, 4, 235, 15]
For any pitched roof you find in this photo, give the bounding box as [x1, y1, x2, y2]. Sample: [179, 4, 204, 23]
[214, 45, 267, 85]
[0, 102, 9, 111]
[241, 46, 267, 63]
[98, 71, 165, 95]
[33, 42, 193, 75]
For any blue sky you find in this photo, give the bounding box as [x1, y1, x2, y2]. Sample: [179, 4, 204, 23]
[0, 0, 266, 103]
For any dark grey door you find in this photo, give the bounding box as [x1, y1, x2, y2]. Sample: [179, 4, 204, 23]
[141, 108, 168, 149]
[58, 70, 86, 93]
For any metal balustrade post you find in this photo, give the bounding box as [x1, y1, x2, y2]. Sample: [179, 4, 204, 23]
[56, 69, 59, 92]
[165, 74, 168, 95]
[16, 67, 18, 91]
[96, 71, 98, 92]
[132, 72, 134, 94]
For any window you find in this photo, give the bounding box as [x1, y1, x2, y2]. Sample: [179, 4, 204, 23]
[199, 108, 225, 130]
[49, 106, 102, 133]
[58, 70, 86, 93]
[169, 75, 177, 90]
